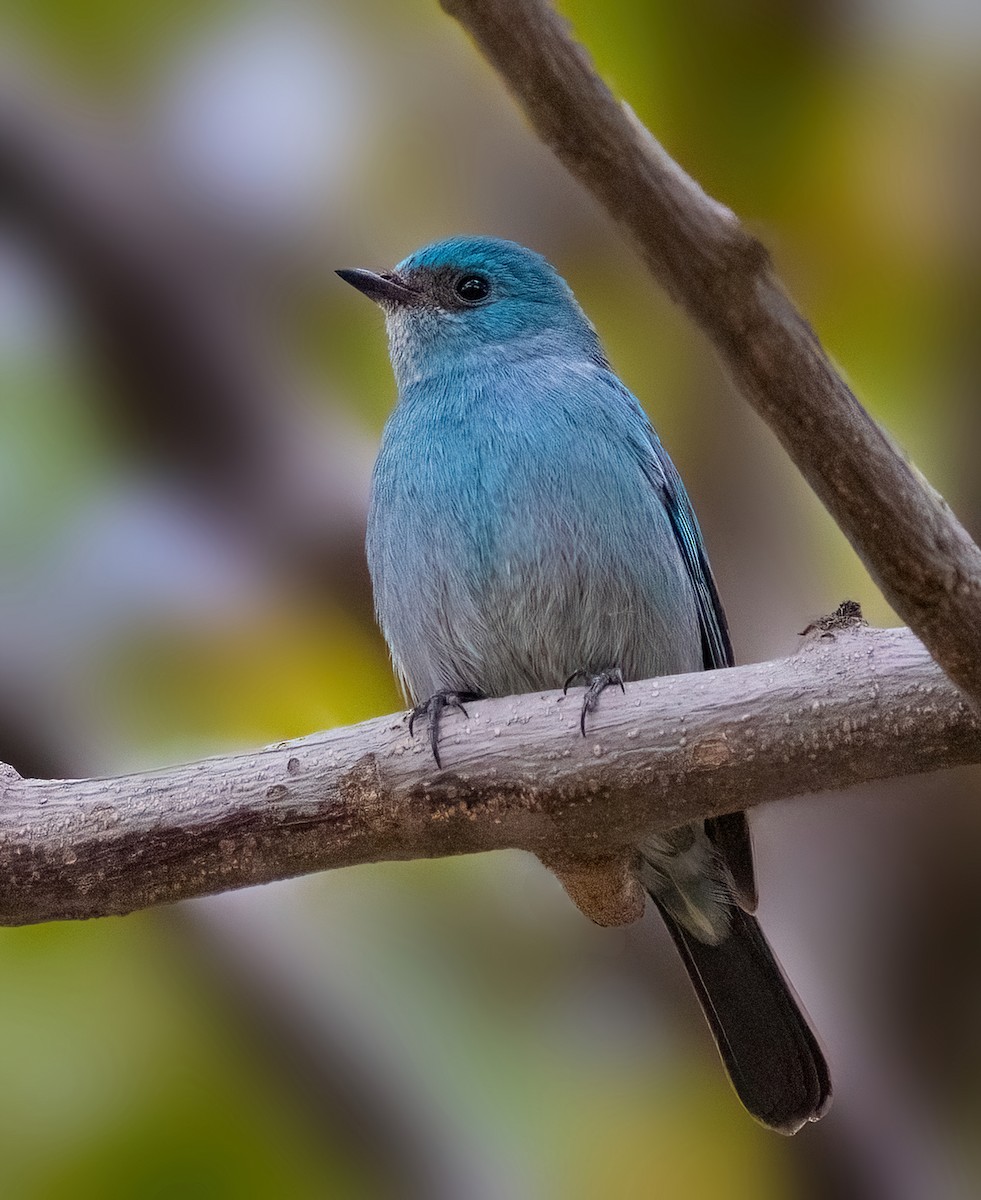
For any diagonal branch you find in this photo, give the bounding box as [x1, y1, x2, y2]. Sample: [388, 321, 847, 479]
[440, 0, 981, 707]
[1, 624, 977, 927]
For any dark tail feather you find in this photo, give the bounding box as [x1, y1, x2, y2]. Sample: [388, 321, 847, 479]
[655, 900, 831, 1134]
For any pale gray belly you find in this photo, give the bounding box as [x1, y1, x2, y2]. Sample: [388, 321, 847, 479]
[385, 536, 703, 703]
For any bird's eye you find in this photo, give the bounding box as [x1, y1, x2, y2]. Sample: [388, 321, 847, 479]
[454, 274, 490, 303]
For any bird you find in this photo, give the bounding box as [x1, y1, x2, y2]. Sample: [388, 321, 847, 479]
[338, 235, 831, 1134]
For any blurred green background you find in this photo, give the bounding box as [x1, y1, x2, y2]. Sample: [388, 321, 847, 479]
[1, 0, 980, 1196]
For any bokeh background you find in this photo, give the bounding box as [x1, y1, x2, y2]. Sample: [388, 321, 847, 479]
[1, 1, 980, 1196]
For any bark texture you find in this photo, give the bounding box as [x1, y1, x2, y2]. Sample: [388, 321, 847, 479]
[0, 626, 976, 925]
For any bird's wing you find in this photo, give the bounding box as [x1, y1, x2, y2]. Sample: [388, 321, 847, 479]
[654, 451, 734, 673]
[644, 429, 758, 911]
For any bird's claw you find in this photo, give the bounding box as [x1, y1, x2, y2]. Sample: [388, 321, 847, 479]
[563, 670, 585, 695]
[566, 667, 625, 736]
[407, 690, 481, 768]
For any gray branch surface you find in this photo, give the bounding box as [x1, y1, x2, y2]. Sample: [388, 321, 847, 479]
[0, 625, 976, 926]
[441, 0, 981, 707]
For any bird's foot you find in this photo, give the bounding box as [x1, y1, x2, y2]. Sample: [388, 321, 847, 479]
[563, 667, 625, 736]
[408, 690, 482, 768]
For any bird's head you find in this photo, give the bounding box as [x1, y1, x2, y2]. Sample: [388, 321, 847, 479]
[338, 236, 602, 386]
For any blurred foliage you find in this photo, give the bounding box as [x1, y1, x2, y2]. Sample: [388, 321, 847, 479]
[0, 0, 980, 1196]
[0, 918, 371, 1199]
[2, 0, 231, 89]
[0, 360, 111, 565]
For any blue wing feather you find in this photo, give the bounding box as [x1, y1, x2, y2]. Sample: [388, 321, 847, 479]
[654, 450, 734, 672]
[645, 423, 757, 909]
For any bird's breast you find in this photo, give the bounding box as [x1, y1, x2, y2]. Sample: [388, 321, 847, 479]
[367, 365, 702, 700]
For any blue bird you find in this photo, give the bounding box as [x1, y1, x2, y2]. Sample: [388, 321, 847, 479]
[339, 236, 830, 1133]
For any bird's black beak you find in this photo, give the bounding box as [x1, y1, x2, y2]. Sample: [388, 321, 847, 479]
[336, 268, 420, 306]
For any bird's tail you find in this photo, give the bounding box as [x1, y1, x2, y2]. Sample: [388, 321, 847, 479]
[653, 897, 831, 1134]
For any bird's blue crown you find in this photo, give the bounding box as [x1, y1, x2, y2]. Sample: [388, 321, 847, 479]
[383, 236, 603, 384]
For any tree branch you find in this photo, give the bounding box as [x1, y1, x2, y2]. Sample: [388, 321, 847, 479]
[0, 624, 976, 926]
[440, 0, 981, 707]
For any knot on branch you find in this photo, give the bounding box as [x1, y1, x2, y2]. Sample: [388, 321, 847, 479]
[539, 849, 645, 927]
[800, 600, 867, 640]
[0, 762, 21, 797]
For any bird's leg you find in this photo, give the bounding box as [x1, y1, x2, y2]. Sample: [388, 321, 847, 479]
[563, 667, 625, 736]
[407, 690, 482, 769]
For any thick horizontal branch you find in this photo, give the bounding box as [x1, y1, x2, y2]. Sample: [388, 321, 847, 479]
[441, 0, 981, 707]
[0, 625, 977, 926]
